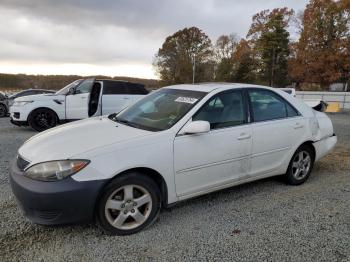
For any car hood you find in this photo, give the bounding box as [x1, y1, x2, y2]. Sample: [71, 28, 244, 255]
[19, 117, 153, 164]
[14, 93, 62, 102]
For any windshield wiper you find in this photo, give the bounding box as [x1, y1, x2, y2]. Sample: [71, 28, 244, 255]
[114, 117, 140, 129]
[107, 114, 161, 132]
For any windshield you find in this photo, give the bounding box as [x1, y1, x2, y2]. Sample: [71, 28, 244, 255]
[109, 88, 207, 131]
[55, 79, 83, 95]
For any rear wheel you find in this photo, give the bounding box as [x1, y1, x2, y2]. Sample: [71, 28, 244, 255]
[96, 173, 161, 235]
[28, 108, 58, 132]
[285, 145, 315, 185]
[0, 104, 7, 117]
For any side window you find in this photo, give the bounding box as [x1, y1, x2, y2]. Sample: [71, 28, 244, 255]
[248, 89, 298, 122]
[103, 82, 128, 95]
[75, 79, 94, 94]
[193, 91, 245, 129]
[286, 102, 299, 117]
[17, 91, 30, 98]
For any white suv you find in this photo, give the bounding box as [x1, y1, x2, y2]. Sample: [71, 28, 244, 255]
[10, 78, 148, 131]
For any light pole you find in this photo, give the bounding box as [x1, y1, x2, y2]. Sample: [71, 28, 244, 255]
[192, 53, 196, 84]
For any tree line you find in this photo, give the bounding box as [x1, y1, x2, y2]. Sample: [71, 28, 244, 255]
[0, 73, 159, 92]
[154, 0, 350, 90]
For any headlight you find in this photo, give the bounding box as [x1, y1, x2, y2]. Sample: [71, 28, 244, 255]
[24, 160, 90, 181]
[13, 101, 33, 106]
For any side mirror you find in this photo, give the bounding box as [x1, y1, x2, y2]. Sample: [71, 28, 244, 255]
[68, 87, 76, 95]
[183, 121, 210, 134]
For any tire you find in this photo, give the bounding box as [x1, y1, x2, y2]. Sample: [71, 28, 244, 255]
[0, 104, 7, 118]
[28, 108, 58, 132]
[285, 144, 315, 185]
[96, 173, 161, 235]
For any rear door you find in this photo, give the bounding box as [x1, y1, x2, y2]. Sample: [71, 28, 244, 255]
[248, 88, 305, 176]
[65, 78, 94, 120]
[101, 82, 131, 115]
[127, 83, 149, 103]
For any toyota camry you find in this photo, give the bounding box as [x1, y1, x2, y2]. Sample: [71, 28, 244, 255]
[10, 83, 337, 235]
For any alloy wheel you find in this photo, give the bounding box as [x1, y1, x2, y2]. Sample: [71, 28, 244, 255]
[104, 184, 153, 230]
[291, 150, 311, 180]
[34, 111, 55, 129]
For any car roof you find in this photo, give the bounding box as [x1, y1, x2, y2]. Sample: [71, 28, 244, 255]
[19, 89, 53, 92]
[96, 79, 143, 84]
[96, 79, 128, 82]
[164, 83, 314, 118]
[164, 83, 278, 93]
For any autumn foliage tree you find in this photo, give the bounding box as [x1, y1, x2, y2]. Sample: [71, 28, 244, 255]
[154, 27, 214, 85]
[247, 8, 294, 87]
[153, 1, 349, 90]
[232, 39, 258, 83]
[288, 0, 350, 89]
[214, 34, 238, 81]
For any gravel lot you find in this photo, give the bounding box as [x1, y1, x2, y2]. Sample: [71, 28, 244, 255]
[0, 114, 349, 262]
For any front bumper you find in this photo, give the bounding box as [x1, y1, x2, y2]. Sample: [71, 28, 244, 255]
[9, 104, 32, 123]
[10, 118, 28, 126]
[10, 161, 107, 225]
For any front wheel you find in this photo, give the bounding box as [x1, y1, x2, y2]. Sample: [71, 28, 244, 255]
[28, 108, 58, 132]
[96, 173, 161, 235]
[285, 144, 315, 185]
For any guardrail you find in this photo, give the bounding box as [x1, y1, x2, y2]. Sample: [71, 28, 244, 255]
[296, 91, 350, 109]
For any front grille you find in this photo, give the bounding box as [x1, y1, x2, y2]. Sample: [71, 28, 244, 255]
[17, 155, 30, 171]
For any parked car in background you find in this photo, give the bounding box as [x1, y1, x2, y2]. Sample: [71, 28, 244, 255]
[10, 83, 336, 235]
[0, 91, 9, 117]
[280, 88, 328, 112]
[7, 89, 55, 107]
[9, 78, 149, 131]
[279, 87, 296, 97]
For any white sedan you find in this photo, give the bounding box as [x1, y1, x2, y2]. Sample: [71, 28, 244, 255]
[10, 83, 337, 235]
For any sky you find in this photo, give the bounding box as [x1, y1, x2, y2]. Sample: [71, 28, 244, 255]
[0, 0, 309, 79]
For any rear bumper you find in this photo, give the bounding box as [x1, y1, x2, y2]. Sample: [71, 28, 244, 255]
[314, 134, 337, 161]
[10, 161, 107, 225]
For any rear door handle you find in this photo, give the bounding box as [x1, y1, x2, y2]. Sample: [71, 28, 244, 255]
[293, 122, 304, 129]
[237, 133, 251, 140]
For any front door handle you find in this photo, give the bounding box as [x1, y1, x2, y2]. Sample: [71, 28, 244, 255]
[237, 133, 251, 140]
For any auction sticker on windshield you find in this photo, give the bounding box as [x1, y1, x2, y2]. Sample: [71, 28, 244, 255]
[175, 97, 198, 104]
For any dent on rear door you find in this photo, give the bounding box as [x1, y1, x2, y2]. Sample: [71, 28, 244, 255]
[250, 117, 306, 176]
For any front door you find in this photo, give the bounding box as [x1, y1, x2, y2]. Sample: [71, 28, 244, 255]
[174, 90, 252, 198]
[66, 78, 95, 120]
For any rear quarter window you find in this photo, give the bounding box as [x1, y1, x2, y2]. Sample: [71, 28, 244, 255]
[127, 84, 149, 95]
